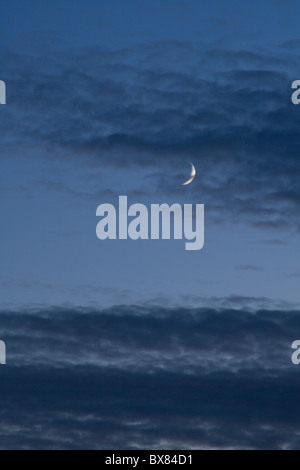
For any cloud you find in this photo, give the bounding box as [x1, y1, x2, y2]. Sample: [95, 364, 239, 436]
[0, 304, 300, 449]
[286, 272, 300, 279]
[0, 275, 133, 306]
[2, 40, 300, 233]
[236, 265, 264, 272]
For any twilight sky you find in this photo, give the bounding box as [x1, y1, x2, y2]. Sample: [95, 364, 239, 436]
[0, 0, 300, 450]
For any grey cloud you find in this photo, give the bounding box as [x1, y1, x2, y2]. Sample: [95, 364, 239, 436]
[0, 304, 300, 448]
[281, 38, 300, 49]
[2, 41, 300, 233]
[0, 275, 132, 304]
[286, 272, 300, 279]
[236, 265, 264, 272]
[261, 238, 286, 245]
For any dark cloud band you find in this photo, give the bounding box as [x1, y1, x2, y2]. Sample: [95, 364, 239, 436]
[0, 304, 300, 449]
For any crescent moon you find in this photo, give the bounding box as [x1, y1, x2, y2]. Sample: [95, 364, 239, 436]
[182, 162, 196, 186]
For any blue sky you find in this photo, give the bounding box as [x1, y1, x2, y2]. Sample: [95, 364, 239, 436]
[2, 0, 300, 50]
[1, 0, 300, 308]
[0, 0, 300, 450]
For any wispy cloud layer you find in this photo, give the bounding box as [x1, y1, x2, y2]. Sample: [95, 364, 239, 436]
[0, 304, 299, 449]
[2, 41, 300, 232]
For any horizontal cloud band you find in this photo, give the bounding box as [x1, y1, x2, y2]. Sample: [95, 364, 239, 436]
[0, 304, 300, 449]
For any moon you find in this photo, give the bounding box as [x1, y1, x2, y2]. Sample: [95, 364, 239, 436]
[182, 162, 196, 186]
